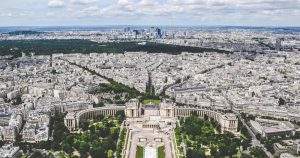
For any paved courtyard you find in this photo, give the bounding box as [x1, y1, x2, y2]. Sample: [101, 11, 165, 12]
[128, 130, 173, 158]
[145, 146, 157, 158]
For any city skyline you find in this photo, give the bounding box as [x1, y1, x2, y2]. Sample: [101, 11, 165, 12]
[1, 0, 300, 27]
[1, 1, 300, 158]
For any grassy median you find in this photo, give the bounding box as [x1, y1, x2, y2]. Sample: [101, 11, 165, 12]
[136, 146, 144, 158]
[158, 146, 165, 158]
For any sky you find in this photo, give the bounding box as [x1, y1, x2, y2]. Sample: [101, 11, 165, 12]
[0, 0, 300, 27]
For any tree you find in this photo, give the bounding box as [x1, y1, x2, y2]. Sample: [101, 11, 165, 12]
[51, 69, 57, 74]
[151, 85, 155, 95]
[103, 137, 116, 151]
[241, 139, 251, 150]
[12, 95, 23, 105]
[112, 128, 120, 141]
[256, 133, 262, 140]
[90, 125, 96, 134]
[210, 146, 219, 158]
[237, 120, 243, 132]
[65, 135, 74, 146]
[219, 144, 229, 157]
[73, 140, 81, 150]
[278, 98, 285, 106]
[215, 123, 221, 133]
[107, 150, 114, 158]
[114, 95, 121, 100]
[187, 148, 206, 158]
[228, 143, 238, 157]
[52, 113, 70, 150]
[0, 141, 5, 148]
[90, 147, 105, 158]
[250, 146, 268, 158]
[93, 102, 104, 108]
[61, 143, 72, 153]
[241, 126, 250, 138]
[30, 151, 44, 158]
[35, 141, 51, 150]
[264, 139, 275, 154]
[179, 116, 241, 158]
[240, 153, 252, 158]
[79, 141, 90, 155]
[164, 77, 168, 83]
[175, 78, 181, 84]
[115, 110, 125, 123]
[95, 114, 104, 121]
[98, 126, 110, 138]
[183, 116, 203, 136]
[241, 113, 255, 122]
[80, 120, 90, 131]
[104, 120, 114, 128]
[252, 91, 255, 97]
[204, 114, 209, 121]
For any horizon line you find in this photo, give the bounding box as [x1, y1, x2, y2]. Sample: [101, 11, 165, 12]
[1, 24, 300, 28]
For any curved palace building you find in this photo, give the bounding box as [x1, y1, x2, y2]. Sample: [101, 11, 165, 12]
[64, 99, 238, 132]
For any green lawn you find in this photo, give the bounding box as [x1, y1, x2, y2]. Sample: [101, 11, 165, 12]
[142, 99, 161, 105]
[136, 146, 144, 158]
[158, 146, 165, 158]
[177, 116, 242, 157]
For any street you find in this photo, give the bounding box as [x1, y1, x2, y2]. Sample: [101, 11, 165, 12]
[237, 114, 273, 158]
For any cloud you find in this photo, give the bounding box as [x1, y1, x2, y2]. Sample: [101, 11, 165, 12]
[62, 0, 298, 21]
[43, 0, 300, 20]
[0, 12, 13, 17]
[117, 0, 132, 5]
[48, 0, 65, 8]
[70, 0, 99, 5]
[1, 0, 300, 26]
[81, 6, 101, 15]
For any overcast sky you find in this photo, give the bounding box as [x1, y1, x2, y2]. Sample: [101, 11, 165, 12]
[0, 0, 300, 26]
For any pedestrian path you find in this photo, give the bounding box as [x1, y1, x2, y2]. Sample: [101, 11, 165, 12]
[145, 146, 157, 158]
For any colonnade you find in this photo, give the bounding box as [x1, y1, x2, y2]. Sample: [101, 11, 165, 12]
[64, 106, 125, 130]
[175, 107, 238, 132]
[142, 124, 160, 129]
